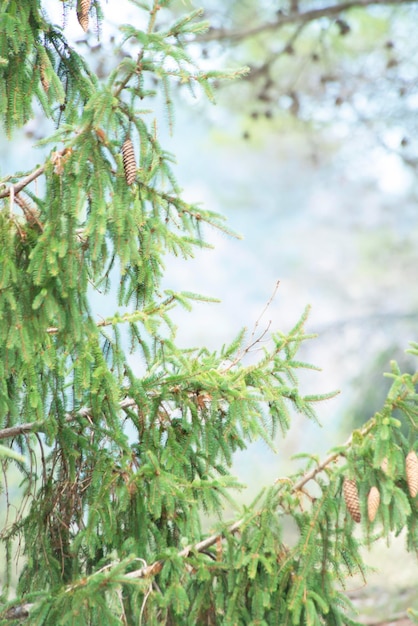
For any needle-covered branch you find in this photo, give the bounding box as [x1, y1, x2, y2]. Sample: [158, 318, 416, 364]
[0, 2, 417, 625]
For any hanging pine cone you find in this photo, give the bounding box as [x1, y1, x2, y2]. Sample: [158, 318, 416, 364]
[367, 486, 380, 522]
[343, 478, 361, 523]
[122, 138, 137, 186]
[77, 0, 91, 32]
[405, 451, 418, 498]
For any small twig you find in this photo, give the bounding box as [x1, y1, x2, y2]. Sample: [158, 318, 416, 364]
[14, 193, 44, 231]
[368, 614, 412, 626]
[244, 21, 308, 85]
[137, 559, 153, 626]
[222, 281, 280, 372]
[8, 185, 14, 219]
[251, 279, 280, 341]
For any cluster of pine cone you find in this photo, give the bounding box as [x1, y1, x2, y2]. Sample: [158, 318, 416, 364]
[343, 451, 418, 523]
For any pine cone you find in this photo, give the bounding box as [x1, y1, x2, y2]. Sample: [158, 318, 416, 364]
[343, 478, 361, 523]
[77, 0, 91, 32]
[122, 138, 137, 186]
[380, 457, 388, 474]
[405, 451, 418, 498]
[367, 486, 380, 522]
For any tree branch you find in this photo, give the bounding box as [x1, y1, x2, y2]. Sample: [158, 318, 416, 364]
[0, 417, 382, 622]
[2, 603, 34, 621]
[124, 420, 375, 581]
[0, 165, 45, 200]
[0, 398, 137, 442]
[197, 0, 418, 43]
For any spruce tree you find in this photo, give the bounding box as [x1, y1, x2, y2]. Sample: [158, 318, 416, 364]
[0, 2, 417, 625]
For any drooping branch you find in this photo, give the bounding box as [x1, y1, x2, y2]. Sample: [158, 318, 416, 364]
[197, 0, 418, 44]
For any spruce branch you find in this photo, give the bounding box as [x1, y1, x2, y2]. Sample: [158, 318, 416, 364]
[11, 415, 368, 604]
[113, 0, 161, 98]
[290, 421, 376, 492]
[2, 2, 417, 622]
[121, 419, 377, 581]
[0, 362, 415, 617]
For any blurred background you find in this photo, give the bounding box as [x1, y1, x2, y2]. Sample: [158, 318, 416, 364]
[2, 0, 418, 619]
[160, 0, 418, 482]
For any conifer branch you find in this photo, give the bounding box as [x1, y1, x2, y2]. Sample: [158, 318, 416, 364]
[123, 420, 376, 581]
[0, 413, 392, 623]
[197, 0, 417, 43]
[2, 2, 417, 622]
[0, 421, 44, 442]
[289, 419, 376, 491]
[113, 0, 160, 98]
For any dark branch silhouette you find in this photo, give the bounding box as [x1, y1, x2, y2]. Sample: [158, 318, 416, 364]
[196, 0, 418, 43]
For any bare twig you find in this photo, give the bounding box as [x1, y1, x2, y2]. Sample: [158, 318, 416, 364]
[222, 281, 280, 372]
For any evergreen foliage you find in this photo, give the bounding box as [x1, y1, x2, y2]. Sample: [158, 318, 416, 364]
[0, 1, 417, 624]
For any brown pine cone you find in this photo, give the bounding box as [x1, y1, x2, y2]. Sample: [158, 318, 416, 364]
[343, 478, 361, 523]
[367, 486, 380, 522]
[122, 138, 137, 186]
[405, 451, 418, 498]
[77, 0, 92, 32]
